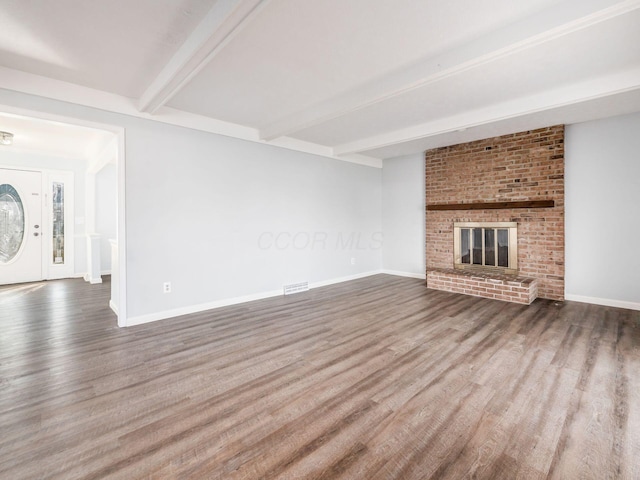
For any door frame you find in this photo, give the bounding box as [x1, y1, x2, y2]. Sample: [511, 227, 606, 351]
[0, 104, 127, 327]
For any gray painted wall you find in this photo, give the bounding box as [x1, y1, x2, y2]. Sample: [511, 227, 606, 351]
[565, 112, 640, 306]
[381, 154, 425, 277]
[125, 120, 382, 318]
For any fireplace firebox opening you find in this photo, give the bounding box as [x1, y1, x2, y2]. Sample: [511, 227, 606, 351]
[453, 222, 518, 275]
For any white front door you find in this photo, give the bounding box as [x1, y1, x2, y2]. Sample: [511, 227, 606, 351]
[0, 168, 43, 285]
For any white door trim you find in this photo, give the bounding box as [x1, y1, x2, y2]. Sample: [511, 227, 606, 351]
[116, 129, 127, 327]
[0, 104, 127, 327]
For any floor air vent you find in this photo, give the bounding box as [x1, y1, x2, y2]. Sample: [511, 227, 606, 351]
[283, 282, 309, 295]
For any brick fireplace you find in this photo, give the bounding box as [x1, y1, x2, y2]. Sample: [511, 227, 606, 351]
[425, 125, 565, 302]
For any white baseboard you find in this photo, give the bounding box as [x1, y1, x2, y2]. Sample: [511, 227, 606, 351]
[109, 299, 119, 315]
[125, 288, 284, 327]
[124, 270, 383, 327]
[565, 294, 640, 311]
[81, 272, 103, 284]
[310, 270, 383, 289]
[101, 270, 112, 276]
[381, 269, 426, 280]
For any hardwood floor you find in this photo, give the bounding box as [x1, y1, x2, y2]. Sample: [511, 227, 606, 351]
[0, 275, 639, 479]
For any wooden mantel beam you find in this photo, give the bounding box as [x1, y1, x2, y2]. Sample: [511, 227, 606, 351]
[426, 200, 555, 211]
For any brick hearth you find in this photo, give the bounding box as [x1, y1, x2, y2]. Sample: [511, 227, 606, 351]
[426, 268, 538, 305]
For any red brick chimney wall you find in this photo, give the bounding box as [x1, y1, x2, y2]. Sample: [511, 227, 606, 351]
[425, 125, 565, 300]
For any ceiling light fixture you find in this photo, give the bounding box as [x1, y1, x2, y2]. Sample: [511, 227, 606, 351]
[0, 131, 14, 145]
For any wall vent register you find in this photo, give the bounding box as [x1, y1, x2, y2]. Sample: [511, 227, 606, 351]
[453, 222, 518, 274]
[283, 282, 309, 295]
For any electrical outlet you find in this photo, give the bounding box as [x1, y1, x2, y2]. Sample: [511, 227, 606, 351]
[163, 282, 171, 294]
[350, 257, 356, 265]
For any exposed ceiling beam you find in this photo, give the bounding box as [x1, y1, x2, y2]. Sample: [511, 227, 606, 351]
[259, 0, 640, 141]
[138, 0, 269, 114]
[332, 67, 640, 156]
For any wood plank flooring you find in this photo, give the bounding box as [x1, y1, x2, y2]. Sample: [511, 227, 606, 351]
[0, 274, 639, 479]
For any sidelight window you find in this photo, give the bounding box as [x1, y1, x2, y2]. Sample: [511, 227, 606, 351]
[52, 182, 64, 264]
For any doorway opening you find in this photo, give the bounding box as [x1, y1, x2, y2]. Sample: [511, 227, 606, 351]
[0, 107, 126, 326]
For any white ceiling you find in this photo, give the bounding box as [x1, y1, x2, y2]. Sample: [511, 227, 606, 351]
[0, 0, 639, 165]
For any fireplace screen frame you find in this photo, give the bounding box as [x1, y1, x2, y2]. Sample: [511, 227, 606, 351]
[453, 222, 518, 274]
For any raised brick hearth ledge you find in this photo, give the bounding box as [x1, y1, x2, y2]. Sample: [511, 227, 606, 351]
[427, 268, 538, 305]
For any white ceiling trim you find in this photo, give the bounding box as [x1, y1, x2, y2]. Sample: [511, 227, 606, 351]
[0, 67, 381, 167]
[260, 0, 640, 141]
[333, 67, 640, 156]
[138, 0, 270, 114]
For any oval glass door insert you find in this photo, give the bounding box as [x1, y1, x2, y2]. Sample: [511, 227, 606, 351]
[0, 184, 25, 263]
